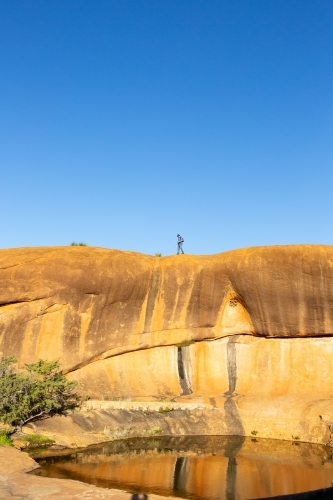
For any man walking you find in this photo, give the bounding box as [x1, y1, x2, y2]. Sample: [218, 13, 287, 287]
[177, 234, 184, 254]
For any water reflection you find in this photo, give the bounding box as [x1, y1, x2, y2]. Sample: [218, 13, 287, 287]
[31, 436, 333, 500]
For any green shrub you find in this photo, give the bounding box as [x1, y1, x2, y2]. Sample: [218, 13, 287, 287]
[146, 427, 162, 435]
[0, 431, 12, 446]
[0, 357, 83, 432]
[71, 242, 87, 246]
[22, 434, 55, 447]
[158, 406, 174, 414]
[155, 253, 162, 257]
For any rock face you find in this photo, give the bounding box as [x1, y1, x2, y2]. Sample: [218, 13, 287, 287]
[1, 245, 333, 443]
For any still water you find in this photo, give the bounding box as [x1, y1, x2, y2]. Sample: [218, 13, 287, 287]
[31, 436, 333, 499]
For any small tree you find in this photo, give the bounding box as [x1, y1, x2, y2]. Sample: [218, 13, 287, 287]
[0, 357, 83, 432]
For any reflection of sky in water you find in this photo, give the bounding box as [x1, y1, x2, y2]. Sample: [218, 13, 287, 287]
[32, 436, 333, 500]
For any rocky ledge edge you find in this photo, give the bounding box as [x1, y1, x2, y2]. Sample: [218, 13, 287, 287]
[20, 398, 333, 450]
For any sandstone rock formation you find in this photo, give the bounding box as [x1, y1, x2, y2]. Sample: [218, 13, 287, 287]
[1, 245, 333, 444]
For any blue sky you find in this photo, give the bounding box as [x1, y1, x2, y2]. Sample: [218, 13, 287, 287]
[1, 1, 332, 255]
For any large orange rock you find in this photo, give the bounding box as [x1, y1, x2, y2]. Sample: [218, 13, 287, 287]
[1, 244, 333, 406]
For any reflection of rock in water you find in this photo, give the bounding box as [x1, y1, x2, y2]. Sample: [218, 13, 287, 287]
[226, 456, 237, 500]
[33, 436, 333, 500]
[254, 485, 333, 499]
[172, 435, 245, 500]
[173, 457, 188, 493]
[223, 435, 245, 500]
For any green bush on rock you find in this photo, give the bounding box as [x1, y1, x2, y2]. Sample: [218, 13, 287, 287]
[158, 406, 174, 413]
[21, 433, 55, 448]
[0, 431, 12, 446]
[0, 357, 83, 432]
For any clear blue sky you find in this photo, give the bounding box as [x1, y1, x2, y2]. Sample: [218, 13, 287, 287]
[1, 1, 332, 255]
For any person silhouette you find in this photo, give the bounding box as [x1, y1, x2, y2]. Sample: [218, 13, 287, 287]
[177, 234, 184, 254]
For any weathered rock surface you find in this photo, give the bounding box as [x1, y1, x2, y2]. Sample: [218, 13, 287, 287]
[24, 396, 332, 448]
[2, 245, 333, 362]
[1, 245, 333, 444]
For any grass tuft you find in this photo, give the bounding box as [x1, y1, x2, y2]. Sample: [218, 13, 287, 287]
[22, 434, 55, 446]
[145, 427, 162, 435]
[175, 340, 195, 348]
[158, 406, 174, 414]
[0, 431, 12, 446]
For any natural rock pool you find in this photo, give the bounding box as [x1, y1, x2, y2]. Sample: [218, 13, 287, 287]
[31, 436, 333, 499]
